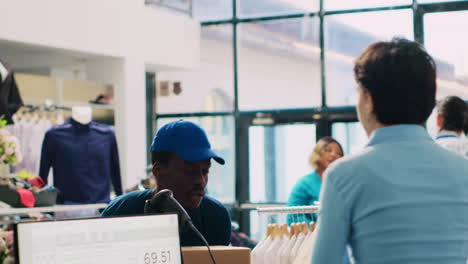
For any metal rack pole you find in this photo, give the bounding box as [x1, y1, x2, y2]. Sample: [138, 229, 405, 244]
[256, 205, 320, 215]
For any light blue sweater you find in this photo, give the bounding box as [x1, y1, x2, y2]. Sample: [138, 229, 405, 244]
[311, 125, 468, 264]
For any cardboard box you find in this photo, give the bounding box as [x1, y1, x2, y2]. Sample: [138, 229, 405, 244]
[182, 246, 251, 264]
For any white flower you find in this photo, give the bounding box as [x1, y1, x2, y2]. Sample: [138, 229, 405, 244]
[5, 148, 13, 155]
[0, 129, 9, 137]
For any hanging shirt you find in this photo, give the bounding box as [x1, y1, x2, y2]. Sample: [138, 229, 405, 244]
[252, 235, 273, 264]
[0, 68, 23, 124]
[311, 125, 468, 264]
[279, 234, 297, 264]
[100, 189, 232, 246]
[435, 130, 468, 159]
[264, 235, 285, 264]
[252, 237, 267, 264]
[287, 171, 321, 224]
[39, 118, 122, 204]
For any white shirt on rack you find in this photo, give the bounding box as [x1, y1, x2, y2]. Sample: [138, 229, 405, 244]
[253, 235, 273, 264]
[252, 237, 267, 264]
[292, 231, 316, 264]
[280, 234, 298, 264]
[289, 232, 306, 264]
[264, 235, 285, 264]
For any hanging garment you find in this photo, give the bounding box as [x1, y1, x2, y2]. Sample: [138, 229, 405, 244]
[263, 234, 285, 264]
[39, 118, 122, 204]
[0, 65, 23, 124]
[253, 225, 279, 264]
[292, 231, 315, 264]
[289, 232, 306, 264]
[252, 234, 270, 264]
[278, 232, 297, 264]
[10, 116, 53, 174]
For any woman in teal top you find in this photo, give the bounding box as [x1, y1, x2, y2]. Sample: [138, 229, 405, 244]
[287, 136, 343, 224]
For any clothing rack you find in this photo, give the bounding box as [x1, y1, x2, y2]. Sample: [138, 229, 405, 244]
[256, 205, 320, 215]
[22, 104, 72, 112]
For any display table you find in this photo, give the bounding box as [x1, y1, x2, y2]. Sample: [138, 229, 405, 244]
[0, 203, 108, 216]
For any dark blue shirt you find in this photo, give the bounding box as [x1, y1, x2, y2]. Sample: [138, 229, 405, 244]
[101, 189, 232, 246]
[39, 119, 122, 204]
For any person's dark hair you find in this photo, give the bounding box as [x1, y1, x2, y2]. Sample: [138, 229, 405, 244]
[354, 37, 437, 125]
[437, 96, 468, 132]
[151, 151, 174, 165]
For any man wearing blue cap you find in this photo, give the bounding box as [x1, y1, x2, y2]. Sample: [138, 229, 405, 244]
[101, 120, 231, 246]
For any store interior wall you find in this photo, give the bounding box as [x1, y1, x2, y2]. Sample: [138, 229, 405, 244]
[0, 0, 201, 189]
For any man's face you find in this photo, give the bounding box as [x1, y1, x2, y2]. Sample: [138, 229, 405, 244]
[155, 155, 211, 211]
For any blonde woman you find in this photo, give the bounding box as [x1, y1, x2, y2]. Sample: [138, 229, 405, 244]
[287, 136, 343, 224]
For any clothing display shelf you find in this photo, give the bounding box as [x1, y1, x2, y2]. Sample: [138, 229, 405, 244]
[15, 73, 115, 125]
[256, 205, 320, 215]
[0, 203, 107, 216]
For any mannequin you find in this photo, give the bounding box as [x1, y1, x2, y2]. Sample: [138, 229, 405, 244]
[0, 61, 8, 83]
[71, 106, 92, 125]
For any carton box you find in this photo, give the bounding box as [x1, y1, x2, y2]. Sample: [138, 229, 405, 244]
[182, 246, 251, 264]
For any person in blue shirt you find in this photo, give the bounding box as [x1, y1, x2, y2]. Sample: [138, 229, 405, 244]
[311, 38, 468, 264]
[101, 120, 231, 247]
[287, 136, 343, 224]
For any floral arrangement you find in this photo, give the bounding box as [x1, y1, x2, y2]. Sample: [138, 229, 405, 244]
[0, 119, 22, 165]
[0, 230, 13, 264]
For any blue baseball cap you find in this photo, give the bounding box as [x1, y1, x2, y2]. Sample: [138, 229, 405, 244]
[151, 120, 225, 165]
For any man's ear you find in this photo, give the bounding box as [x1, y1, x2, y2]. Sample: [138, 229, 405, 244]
[152, 162, 162, 181]
[364, 90, 374, 114]
[436, 114, 443, 129]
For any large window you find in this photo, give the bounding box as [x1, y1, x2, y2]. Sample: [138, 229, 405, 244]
[325, 10, 413, 106]
[249, 124, 316, 203]
[424, 10, 468, 100]
[150, 0, 468, 237]
[332, 122, 367, 155]
[237, 0, 318, 18]
[193, 0, 233, 21]
[325, 0, 410, 11]
[238, 17, 321, 110]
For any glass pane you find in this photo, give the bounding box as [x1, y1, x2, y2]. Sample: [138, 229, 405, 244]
[157, 25, 234, 113]
[418, 0, 466, 3]
[238, 0, 318, 18]
[332, 122, 368, 155]
[424, 11, 468, 100]
[325, 0, 410, 11]
[193, 0, 232, 21]
[147, 0, 191, 15]
[155, 116, 236, 203]
[325, 10, 413, 106]
[238, 17, 321, 110]
[249, 124, 316, 203]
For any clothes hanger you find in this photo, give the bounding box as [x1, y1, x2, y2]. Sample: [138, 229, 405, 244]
[271, 224, 280, 238]
[309, 221, 316, 232]
[280, 224, 289, 237]
[265, 224, 273, 239]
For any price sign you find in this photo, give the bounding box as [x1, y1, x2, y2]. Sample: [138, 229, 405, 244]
[141, 247, 178, 264]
